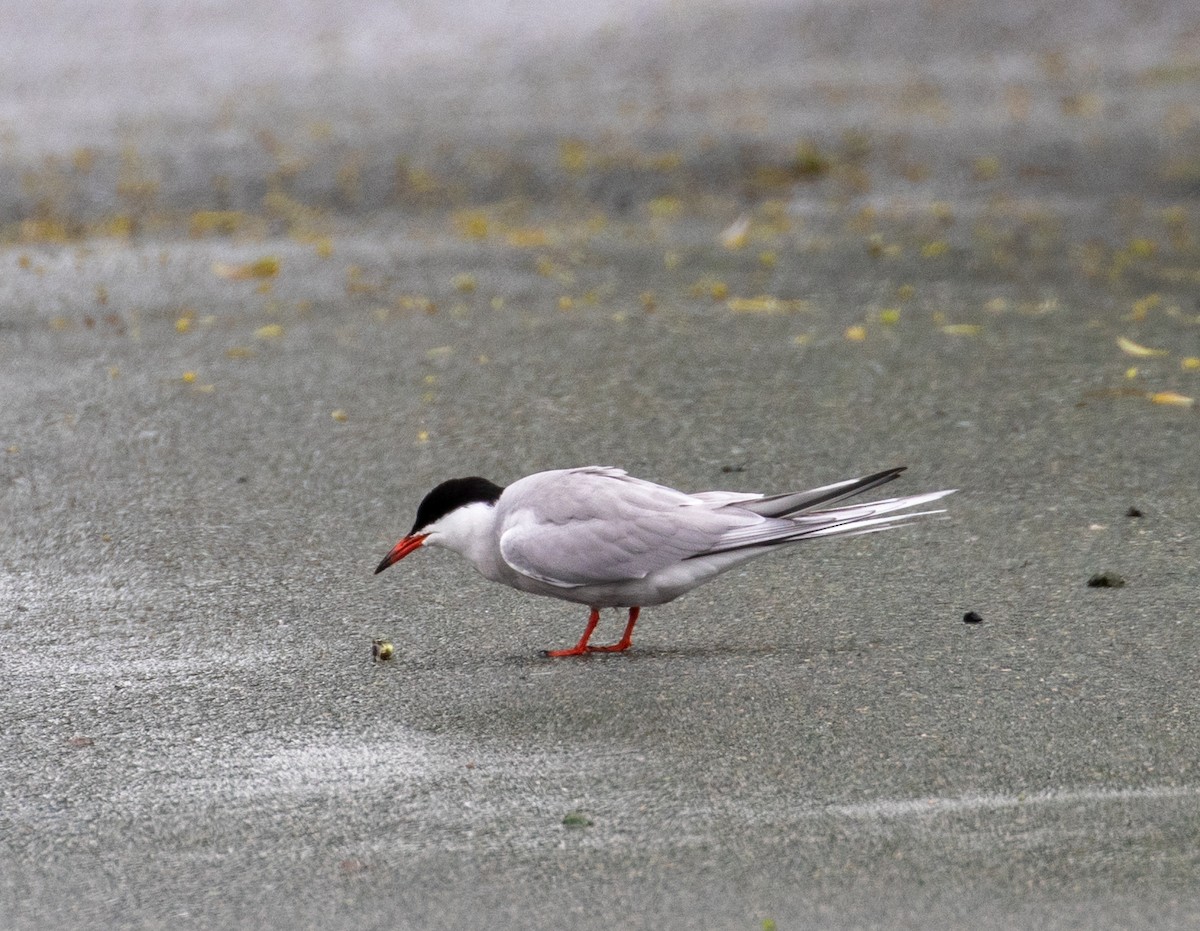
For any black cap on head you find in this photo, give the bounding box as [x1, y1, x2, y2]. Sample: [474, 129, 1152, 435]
[410, 477, 504, 533]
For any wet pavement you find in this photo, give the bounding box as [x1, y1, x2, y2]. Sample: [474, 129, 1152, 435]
[3, 0, 1200, 928]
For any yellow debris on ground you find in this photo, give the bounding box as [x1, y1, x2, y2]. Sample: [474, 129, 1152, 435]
[1148, 391, 1194, 407]
[727, 296, 810, 314]
[1117, 336, 1168, 357]
[213, 256, 280, 280]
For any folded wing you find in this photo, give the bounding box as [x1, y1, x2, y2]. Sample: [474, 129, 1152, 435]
[497, 468, 756, 587]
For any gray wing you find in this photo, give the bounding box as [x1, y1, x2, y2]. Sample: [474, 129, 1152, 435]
[497, 468, 757, 588]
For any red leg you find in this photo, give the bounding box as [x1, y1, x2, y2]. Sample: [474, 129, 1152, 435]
[587, 607, 641, 653]
[542, 608, 602, 658]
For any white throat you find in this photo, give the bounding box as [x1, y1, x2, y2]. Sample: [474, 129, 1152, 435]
[425, 501, 501, 571]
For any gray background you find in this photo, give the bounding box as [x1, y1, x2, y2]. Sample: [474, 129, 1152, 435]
[2, 0, 1199, 927]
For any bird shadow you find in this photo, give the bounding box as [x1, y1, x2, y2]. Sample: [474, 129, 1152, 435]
[501, 639, 813, 668]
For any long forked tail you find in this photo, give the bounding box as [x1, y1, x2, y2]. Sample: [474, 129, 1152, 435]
[784, 486, 956, 539]
[694, 469, 955, 557]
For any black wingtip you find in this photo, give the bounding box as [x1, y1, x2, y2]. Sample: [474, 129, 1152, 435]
[842, 467, 908, 500]
[746, 466, 909, 518]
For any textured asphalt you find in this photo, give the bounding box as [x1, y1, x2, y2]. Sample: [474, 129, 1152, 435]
[3, 0, 1200, 928]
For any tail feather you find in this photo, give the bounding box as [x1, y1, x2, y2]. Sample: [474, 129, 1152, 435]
[787, 488, 955, 525]
[789, 502, 952, 539]
[687, 477, 955, 559]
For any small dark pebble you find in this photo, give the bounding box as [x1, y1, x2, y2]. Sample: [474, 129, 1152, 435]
[1125, 506, 1143, 518]
[720, 464, 746, 474]
[1088, 571, 1126, 588]
[962, 611, 983, 624]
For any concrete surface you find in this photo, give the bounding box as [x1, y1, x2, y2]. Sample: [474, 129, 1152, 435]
[2, 0, 1200, 928]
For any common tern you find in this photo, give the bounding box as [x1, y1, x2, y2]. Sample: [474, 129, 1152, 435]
[375, 466, 953, 657]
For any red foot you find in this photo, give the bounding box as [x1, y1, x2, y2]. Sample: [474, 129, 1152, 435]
[542, 607, 641, 658]
[583, 607, 640, 653]
[541, 645, 587, 658]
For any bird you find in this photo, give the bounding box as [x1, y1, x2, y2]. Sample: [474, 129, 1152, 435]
[375, 466, 954, 657]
